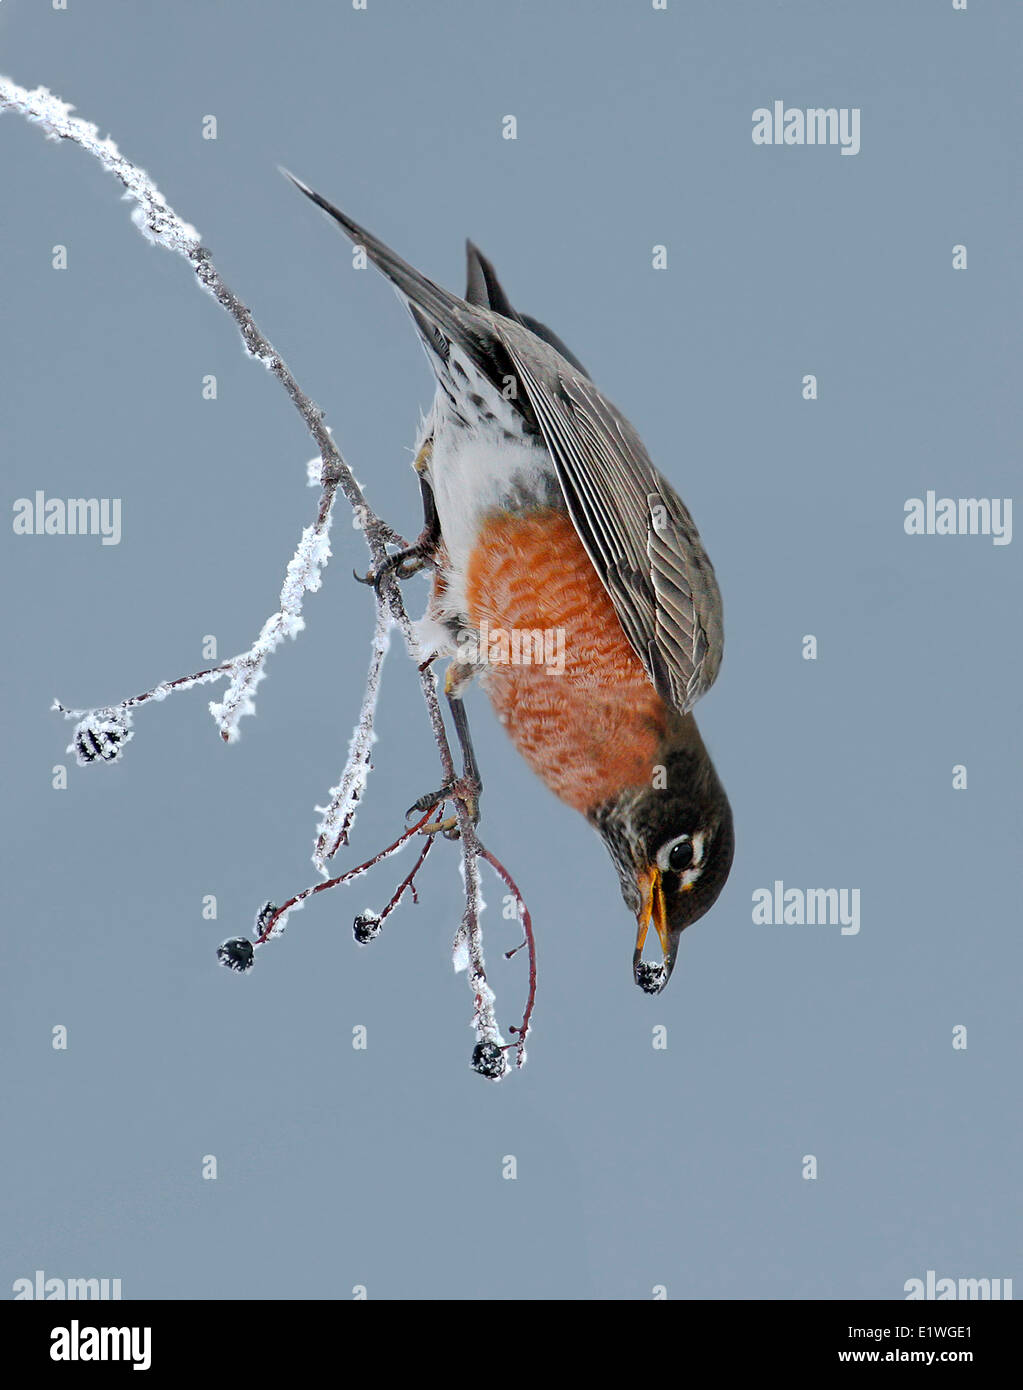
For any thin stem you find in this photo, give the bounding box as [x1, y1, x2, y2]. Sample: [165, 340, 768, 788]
[480, 846, 537, 1068]
[257, 805, 439, 945]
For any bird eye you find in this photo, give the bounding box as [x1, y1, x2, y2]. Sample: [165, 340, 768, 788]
[669, 840, 694, 872]
[657, 834, 695, 874]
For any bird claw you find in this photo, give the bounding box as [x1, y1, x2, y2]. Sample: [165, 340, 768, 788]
[408, 778, 482, 837]
[355, 546, 434, 594]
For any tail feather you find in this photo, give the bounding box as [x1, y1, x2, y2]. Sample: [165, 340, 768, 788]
[286, 172, 590, 383]
[283, 170, 463, 342]
[465, 240, 521, 321]
[465, 237, 590, 379]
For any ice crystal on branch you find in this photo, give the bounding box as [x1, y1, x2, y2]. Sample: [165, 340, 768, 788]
[254, 901, 279, 938]
[209, 524, 333, 743]
[0, 82, 201, 254]
[313, 600, 391, 872]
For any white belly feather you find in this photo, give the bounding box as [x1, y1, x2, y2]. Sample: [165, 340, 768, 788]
[415, 344, 559, 631]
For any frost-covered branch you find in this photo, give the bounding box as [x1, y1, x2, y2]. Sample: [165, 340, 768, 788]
[313, 598, 391, 872]
[3, 76, 533, 1077]
[208, 522, 334, 742]
[457, 835, 507, 1077]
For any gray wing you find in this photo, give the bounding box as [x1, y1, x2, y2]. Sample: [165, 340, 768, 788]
[497, 327, 724, 715]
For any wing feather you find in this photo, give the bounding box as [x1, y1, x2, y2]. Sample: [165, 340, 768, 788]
[499, 332, 723, 714]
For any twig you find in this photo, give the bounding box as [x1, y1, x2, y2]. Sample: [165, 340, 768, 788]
[313, 598, 391, 873]
[366, 832, 435, 932]
[254, 805, 438, 944]
[459, 828, 507, 1072]
[383, 834, 434, 913]
[480, 847, 537, 1069]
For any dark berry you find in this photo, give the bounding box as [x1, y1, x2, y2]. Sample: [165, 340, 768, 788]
[353, 911, 382, 945]
[217, 938, 254, 972]
[635, 960, 666, 995]
[70, 710, 133, 765]
[471, 1040, 507, 1080]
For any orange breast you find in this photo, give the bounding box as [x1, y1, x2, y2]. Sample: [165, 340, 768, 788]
[463, 509, 667, 813]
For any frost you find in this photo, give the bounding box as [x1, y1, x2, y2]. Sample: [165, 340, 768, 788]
[458, 851, 505, 1061]
[209, 522, 333, 742]
[312, 601, 391, 871]
[53, 665, 230, 767]
[67, 707, 133, 765]
[452, 932, 469, 974]
[253, 901, 278, 937]
[471, 977, 501, 1038]
[280, 525, 332, 612]
[259, 897, 302, 942]
[0, 80, 200, 252]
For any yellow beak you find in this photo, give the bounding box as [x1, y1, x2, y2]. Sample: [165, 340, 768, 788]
[634, 865, 684, 993]
[635, 865, 670, 959]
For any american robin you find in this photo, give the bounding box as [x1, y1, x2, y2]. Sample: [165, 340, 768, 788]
[290, 177, 734, 994]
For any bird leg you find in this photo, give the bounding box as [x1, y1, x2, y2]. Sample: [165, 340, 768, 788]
[408, 663, 483, 839]
[356, 442, 440, 591]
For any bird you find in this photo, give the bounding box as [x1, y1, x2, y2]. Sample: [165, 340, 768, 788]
[288, 175, 734, 994]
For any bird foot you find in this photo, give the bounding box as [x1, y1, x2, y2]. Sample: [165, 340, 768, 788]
[355, 540, 436, 593]
[408, 777, 482, 839]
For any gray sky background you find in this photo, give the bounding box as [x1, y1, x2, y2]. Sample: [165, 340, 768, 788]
[1, 0, 1019, 1299]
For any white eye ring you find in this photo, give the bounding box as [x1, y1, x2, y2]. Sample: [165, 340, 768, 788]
[657, 834, 691, 873]
[656, 832, 706, 881]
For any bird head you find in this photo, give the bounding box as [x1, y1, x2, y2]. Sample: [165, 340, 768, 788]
[590, 722, 734, 994]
